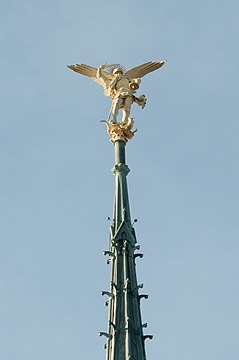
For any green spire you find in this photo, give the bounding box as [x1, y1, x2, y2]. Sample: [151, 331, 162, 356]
[100, 140, 152, 360]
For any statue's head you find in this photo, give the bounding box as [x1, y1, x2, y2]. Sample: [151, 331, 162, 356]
[112, 68, 123, 76]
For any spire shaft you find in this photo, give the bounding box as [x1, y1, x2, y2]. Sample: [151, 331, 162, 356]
[112, 141, 131, 228]
[114, 140, 126, 165]
[102, 140, 151, 360]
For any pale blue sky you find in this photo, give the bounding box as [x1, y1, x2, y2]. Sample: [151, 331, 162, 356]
[0, 0, 239, 359]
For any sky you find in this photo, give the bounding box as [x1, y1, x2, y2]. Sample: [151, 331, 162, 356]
[0, 0, 239, 359]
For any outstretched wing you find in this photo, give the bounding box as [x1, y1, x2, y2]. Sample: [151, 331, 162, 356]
[68, 63, 97, 77]
[125, 61, 165, 79]
[67, 64, 113, 88]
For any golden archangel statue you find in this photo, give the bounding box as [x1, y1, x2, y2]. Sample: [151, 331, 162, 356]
[68, 61, 165, 142]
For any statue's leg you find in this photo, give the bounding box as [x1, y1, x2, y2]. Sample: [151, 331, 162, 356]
[111, 98, 123, 123]
[122, 96, 133, 124]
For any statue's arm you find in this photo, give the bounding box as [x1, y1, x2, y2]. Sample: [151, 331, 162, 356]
[97, 64, 108, 83]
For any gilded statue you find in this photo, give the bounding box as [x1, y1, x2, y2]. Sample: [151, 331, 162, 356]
[68, 61, 165, 142]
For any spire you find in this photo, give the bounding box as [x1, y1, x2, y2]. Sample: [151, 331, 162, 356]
[68, 59, 165, 359]
[100, 140, 152, 360]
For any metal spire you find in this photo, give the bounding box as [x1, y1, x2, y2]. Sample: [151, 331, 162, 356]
[68, 59, 165, 360]
[100, 140, 153, 360]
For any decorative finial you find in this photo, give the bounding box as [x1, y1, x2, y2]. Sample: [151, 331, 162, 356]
[67, 61, 165, 141]
[100, 119, 137, 143]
